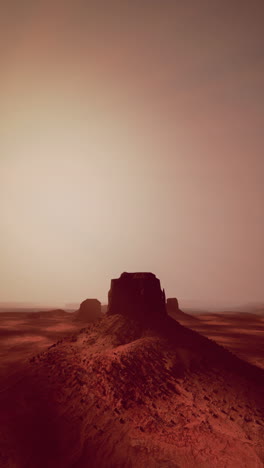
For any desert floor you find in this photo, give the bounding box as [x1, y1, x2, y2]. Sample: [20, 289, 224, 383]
[1, 308, 263, 383]
[181, 311, 264, 370]
[0, 310, 80, 384]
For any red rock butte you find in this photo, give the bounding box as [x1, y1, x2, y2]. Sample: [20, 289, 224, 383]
[107, 272, 167, 318]
[167, 297, 180, 311]
[75, 299, 101, 321]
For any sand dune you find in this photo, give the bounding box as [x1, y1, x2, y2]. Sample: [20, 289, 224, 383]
[0, 311, 263, 467]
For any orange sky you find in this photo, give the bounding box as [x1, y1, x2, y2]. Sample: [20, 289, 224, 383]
[1, 1, 264, 307]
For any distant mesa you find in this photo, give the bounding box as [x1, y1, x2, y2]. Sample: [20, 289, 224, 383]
[75, 299, 102, 322]
[107, 272, 167, 318]
[166, 297, 180, 312]
[166, 297, 201, 326]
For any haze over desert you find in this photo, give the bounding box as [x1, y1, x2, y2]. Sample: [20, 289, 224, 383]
[1, 1, 264, 467]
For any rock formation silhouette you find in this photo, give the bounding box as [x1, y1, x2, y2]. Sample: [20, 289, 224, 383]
[107, 272, 167, 318]
[75, 299, 101, 322]
[167, 297, 180, 312]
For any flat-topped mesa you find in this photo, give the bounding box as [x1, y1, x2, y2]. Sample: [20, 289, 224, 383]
[75, 299, 101, 322]
[166, 298, 180, 312]
[107, 272, 167, 318]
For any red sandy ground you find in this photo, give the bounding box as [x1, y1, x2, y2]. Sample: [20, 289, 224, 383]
[171, 309, 264, 370]
[0, 310, 82, 384]
[0, 310, 263, 467]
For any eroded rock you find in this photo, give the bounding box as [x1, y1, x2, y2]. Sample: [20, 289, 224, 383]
[167, 298, 180, 312]
[75, 299, 101, 322]
[107, 272, 167, 318]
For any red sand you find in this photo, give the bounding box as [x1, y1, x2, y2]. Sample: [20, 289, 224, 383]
[0, 311, 82, 382]
[172, 310, 264, 370]
[0, 311, 263, 467]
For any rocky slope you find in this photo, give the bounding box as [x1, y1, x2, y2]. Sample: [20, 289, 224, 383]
[0, 311, 263, 468]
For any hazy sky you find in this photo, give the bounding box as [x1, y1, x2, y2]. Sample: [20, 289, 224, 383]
[1, 1, 264, 306]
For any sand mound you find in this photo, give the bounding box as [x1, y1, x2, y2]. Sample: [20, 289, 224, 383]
[0, 313, 263, 468]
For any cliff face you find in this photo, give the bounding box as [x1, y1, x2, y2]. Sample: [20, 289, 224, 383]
[107, 272, 167, 318]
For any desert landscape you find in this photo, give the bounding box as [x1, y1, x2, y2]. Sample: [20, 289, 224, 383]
[168, 305, 264, 371]
[1, 1, 264, 467]
[0, 300, 103, 386]
[0, 273, 263, 468]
